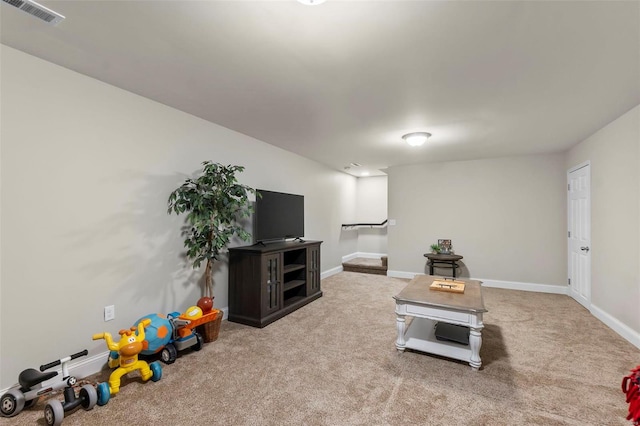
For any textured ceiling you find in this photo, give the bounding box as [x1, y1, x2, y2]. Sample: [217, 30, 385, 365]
[1, 0, 639, 176]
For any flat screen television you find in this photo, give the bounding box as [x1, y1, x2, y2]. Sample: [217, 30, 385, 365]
[254, 189, 304, 242]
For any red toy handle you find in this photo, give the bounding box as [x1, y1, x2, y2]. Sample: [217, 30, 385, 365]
[623, 365, 640, 423]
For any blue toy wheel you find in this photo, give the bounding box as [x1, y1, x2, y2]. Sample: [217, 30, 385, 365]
[150, 361, 162, 382]
[96, 382, 110, 406]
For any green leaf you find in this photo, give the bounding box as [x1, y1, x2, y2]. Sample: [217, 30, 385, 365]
[168, 161, 255, 276]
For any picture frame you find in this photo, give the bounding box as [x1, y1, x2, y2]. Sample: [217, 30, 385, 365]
[438, 239, 452, 254]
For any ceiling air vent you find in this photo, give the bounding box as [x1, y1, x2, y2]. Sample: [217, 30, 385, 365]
[2, 0, 65, 25]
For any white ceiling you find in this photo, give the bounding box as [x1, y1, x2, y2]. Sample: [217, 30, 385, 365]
[2, 0, 639, 176]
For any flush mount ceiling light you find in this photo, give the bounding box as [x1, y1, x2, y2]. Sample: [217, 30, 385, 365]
[296, 0, 326, 5]
[402, 132, 432, 147]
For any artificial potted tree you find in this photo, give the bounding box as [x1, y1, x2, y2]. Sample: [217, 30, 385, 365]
[168, 161, 255, 342]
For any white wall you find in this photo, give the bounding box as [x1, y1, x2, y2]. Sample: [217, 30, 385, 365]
[355, 176, 387, 254]
[0, 46, 357, 389]
[566, 105, 640, 335]
[387, 153, 567, 286]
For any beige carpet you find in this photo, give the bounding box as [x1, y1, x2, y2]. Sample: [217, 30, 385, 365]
[3, 272, 638, 425]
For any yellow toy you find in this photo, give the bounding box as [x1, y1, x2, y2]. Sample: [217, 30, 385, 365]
[92, 319, 162, 406]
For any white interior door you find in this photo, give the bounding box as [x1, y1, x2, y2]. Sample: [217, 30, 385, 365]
[567, 162, 591, 309]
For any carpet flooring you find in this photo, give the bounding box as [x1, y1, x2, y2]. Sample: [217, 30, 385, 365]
[2, 272, 638, 425]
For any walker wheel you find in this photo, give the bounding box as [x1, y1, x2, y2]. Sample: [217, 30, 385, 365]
[80, 384, 97, 410]
[1, 389, 25, 417]
[44, 399, 64, 426]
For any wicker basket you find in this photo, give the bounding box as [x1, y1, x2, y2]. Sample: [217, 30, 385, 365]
[197, 309, 223, 343]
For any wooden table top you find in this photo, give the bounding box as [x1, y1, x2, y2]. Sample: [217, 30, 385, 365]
[394, 275, 486, 313]
[423, 253, 463, 261]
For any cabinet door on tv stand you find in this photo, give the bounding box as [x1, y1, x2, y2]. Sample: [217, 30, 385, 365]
[262, 253, 282, 316]
[307, 244, 321, 295]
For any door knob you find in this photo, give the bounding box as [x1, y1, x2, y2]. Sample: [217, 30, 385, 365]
[580, 246, 590, 252]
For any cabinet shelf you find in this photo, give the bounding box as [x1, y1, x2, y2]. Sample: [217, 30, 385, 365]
[283, 279, 306, 292]
[284, 295, 305, 307]
[283, 263, 305, 273]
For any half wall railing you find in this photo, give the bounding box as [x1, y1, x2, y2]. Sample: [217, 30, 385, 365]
[341, 219, 388, 230]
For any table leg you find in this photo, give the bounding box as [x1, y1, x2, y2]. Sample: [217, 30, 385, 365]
[452, 261, 456, 278]
[429, 262, 434, 275]
[469, 327, 482, 370]
[395, 313, 406, 351]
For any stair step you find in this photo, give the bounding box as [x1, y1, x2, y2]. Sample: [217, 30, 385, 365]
[342, 257, 388, 276]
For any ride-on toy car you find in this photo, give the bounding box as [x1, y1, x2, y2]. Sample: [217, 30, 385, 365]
[159, 311, 204, 364]
[93, 319, 162, 406]
[135, 307, 214, 364]
[0, 350, 97, 425]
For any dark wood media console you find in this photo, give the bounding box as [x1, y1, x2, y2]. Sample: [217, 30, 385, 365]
[228, 240, 322, 328]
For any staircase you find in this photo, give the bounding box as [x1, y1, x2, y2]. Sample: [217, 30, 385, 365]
[342, 256, 388, 276]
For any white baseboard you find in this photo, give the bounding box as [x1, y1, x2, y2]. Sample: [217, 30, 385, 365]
[66, 350, 110, 379]
[387, 270, 417, 279]
[341, 252, 387, 263]
[590, 304, 640, 350]
[322, 265, 343, 279]
[479, 278, 569, 295]
[342, 253, 358, 263]
[387, 271, 568, 294]
[221, 306, 229, 319]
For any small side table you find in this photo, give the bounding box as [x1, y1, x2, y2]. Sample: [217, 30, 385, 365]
[423, 253, 463, 278]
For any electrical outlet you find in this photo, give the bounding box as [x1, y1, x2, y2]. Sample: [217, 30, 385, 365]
[104, 305, 115, 321]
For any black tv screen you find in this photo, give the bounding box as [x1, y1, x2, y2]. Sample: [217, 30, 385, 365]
[255, 190, 304, 242]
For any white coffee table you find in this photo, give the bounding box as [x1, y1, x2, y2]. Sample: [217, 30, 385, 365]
[394, 275, 487, 370]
